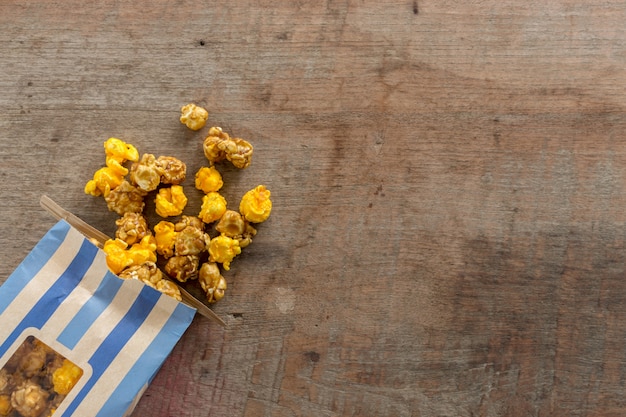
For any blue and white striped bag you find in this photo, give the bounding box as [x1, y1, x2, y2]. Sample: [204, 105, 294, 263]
[0, 220, 196, 416]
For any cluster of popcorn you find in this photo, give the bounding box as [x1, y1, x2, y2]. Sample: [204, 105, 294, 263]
[84, 104, 272, 304]
[0, 336, 83, 417]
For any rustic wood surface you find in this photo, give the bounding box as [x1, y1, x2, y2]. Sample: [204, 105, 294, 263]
[2, 1, 626, 416]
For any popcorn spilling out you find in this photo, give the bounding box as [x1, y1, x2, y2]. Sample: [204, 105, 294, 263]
[85, 104, 272, 304]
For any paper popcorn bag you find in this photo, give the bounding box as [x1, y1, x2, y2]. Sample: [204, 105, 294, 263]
[0, 220, 196, 417]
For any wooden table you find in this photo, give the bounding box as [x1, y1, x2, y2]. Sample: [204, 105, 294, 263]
[2, 1, 626, 416]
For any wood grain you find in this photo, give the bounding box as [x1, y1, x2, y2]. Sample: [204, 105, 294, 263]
[2, 1, 626, 416]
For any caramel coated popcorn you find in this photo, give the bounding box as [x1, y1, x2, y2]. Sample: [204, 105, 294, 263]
[198, 262, 227, 303]
[11, 380, 48, 417]
[203, 127, 253, 169]
[130, 153, 163, 192]
[180, 103, 208, 131]
[85, 103, 273, 306]
[156, 280, 183, 302]
[215, 210, 256, 248]
[157, 156, 186, 185]
[105, 180, 146, 215]
[118, 261, 163, 287]
[165, 255, 200, 283]
[174, 216, 208, 256]
[115, 212, 151, 246]
[117, 261, 182, 301]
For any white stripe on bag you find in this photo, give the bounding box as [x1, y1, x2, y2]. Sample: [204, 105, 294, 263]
[0, 227, 85, 343]
[69, 277, 145, 361]
[38, 249, 110, 338]
[66, 287, 178, 416]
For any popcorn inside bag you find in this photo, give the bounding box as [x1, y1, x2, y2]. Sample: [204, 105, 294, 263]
[0, 335, 84, 417]
[0, 220, 196, 417]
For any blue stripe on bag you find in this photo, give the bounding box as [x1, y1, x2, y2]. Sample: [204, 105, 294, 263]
[0, 220, 71, 316]
[0, 238, 98, 357]
[96, 302, 196, 417]
[62, 285, 161, 416]
[57, 271, 125, 349]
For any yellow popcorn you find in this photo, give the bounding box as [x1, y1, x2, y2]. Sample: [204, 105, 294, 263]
[127, 235, 158, 266]
[103, 239, 133, 274]
[180, 103, 208, 131]
[153, 221, 177, 258]
[85, 104, 276, 306]
[195, 166, 223, 193]
[239, 185, 272, 223]
[155, 185, 188, 217]
[104, 137, 139, 165]
[85, 138, 138, 198]
[84, 164, 127, 197]
[0, 394, 11, 416]
[208, 235, 241, 271]
[103, 236, 157, 275]
[52, 359, 83, 396]
[198, 192, 227, 224]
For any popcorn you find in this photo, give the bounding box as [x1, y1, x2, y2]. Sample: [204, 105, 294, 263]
[180, 103, 208, 131]
[203, 126, 253, 169]
[153, 221, 177, 259]
[215, 210, 256, 248]
[118, 261, 164, 287]
[174, 216, 208, 256]
[157, 156, 186, 185]
[165, 255, 200, 283]
[84, 165, 126, 197]
[10, 380, 48, 417]
[208, 235, 241, 271]
[104, 137, 139, 166]
[84, 138, 138, 198]
[198, 262, 227, 303]
[117, 261, 183, 302]
[130, 154, 163, 192]
[195, 166, 223, 193]
[84, 104, 272, 304]
[115, 212, 151, 246]
[52, 360, 83, 396]
[155, 185, 188, 218]
[102, 239, 133, 275]
[156, 280, 183, 302]
[105, 180, 146, 215]
[102, 236, 157, 275]
[0, 336, 85, 417]
[198, 192, 227, 224]
[239, 185, 272, 223]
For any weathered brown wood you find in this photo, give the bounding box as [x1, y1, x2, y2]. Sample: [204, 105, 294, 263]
[2, 1, 626, 416]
